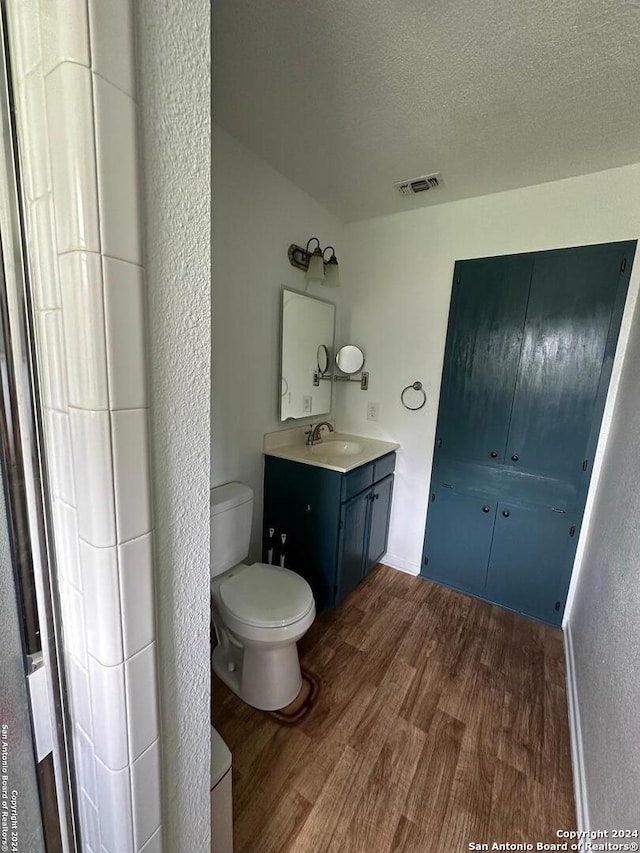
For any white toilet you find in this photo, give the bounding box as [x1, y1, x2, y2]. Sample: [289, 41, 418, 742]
[210, 482, 315, 711]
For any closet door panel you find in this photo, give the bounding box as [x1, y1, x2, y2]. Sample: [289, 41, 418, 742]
[485, 502, 576, 625]
[505, 245, 625, 482]
[435, 255, 532, 465]
[422, 488, 496, 595]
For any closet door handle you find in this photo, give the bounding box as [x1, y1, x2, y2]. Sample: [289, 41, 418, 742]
[511, 454, 519, 462]
[490, 451, 498, 458]
[502, 510, 510, 518]
[482, 506, 491, 513]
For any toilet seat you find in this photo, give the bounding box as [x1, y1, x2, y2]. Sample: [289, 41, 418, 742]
[219, 564, 314, 628]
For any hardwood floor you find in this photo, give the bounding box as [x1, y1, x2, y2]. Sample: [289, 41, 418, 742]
[212, 565, 575, 852]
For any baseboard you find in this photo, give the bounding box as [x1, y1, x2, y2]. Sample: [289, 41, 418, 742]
[563, 623, 589, 832]
[381, 553, 420, 576]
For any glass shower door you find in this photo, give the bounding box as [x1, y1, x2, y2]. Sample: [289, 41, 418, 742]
[0, 469, 46, 850]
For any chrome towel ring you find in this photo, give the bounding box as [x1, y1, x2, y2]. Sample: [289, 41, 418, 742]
[401, 381, 427, 411]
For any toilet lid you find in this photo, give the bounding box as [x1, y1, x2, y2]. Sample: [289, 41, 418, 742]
[219, 564, 314, 628]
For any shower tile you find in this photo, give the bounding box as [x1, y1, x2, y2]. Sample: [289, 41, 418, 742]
[80, 540, 124, 667]
[93, 75, 141, 264]
[103, 257, 147, 410]
[69, 408, 116, 547]
[111, 409, 151, 544]
[45, 62, 100, 253]
[59, 251, 109, 409]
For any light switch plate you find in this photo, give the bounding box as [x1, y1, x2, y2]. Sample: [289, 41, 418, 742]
[367, 401, 379, 421]
[302, 396, 312, 413]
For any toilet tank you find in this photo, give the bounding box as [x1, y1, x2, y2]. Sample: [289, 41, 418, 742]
[210, 482, 253, 577]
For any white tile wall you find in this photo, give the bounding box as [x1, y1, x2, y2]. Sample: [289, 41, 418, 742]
[79, 792, 101, 853]
[10, 0, 40, 78]
[131, 741, 161, 850]
[74, 724, 98, 803]
[88, 656, 129, 769]
[67, 656, 93, 738]
[27, 194, 60, 308]
[139, 829, 162, 853]
[88, 0, 136, 97]
[95, 759, 134, 853]
[111, 409, 152, 543]
[103, 257, 147, 409]
[45, 62, 100, 253]
[37, 310, 68, 411]
[59, 252, 109, 409]
[69, 408, 117, 547]
[94, 76, 141, 264]
[38, 0, 91, 75]
[53, 499, 82, 589]
[125, 643, 159, 761]
[20, 69, 49, 200]
[7, 1, 162, 850]
[80, 541, 124, 666]
[118, 533, 154, 657]
[46, 410, 76, 505]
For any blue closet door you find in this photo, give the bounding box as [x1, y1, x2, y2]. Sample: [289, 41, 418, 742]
[422, 241, 636, 624]
[435, 255, 532, 465]
[484, 503, 577, 625]
[505, 244, 627, 482]
[422, 489, 496, 596]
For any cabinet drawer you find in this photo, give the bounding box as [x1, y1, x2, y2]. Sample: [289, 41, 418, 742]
[374, 452, 396, 483]
[341, 462, 374, 502]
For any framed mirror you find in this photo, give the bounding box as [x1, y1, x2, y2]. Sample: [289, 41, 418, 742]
[280, 289, 335, 421]
[335, 344, 365, 375]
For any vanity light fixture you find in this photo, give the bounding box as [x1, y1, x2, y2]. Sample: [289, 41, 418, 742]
[287, 237, 340, 288]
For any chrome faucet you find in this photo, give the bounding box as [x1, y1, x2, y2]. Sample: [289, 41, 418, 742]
[305, 421, 334, 445]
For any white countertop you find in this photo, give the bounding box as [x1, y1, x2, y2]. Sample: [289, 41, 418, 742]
[264, 429, 399, 474]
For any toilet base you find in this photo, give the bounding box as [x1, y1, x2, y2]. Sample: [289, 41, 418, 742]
[212, 640, 303, 711]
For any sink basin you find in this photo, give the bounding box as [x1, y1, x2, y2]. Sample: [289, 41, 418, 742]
[311, 440, 363, 457]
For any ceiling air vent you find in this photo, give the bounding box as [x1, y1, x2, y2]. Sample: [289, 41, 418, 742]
[394, 173, 443, 196]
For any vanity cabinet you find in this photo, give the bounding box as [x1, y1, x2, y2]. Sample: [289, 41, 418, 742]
[263, 452, 395, 612]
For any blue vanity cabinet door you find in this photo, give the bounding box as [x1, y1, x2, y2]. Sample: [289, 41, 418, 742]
[365, 474, 394, 576]
[505, 243, 631, 482]
[263, 456, 342, 612]
[421, 489, 497, 596]
[484, 502, 577, 625]
[435, 255, 532, 465]
[336, 489, 370, 605]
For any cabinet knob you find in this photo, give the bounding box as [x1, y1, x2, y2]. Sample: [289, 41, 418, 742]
[482, 506, 491, 513]
[502, 510, 510, 518]
[304, 504, 312, 513]
[511, 454, 519, 462]
[490, 451, 498, 458]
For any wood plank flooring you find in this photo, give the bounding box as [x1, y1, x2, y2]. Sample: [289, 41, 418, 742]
[212, 564, 575, 852]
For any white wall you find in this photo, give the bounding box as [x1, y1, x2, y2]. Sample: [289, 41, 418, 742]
[135, 4, 211, 852]
[567, 290, 640, 826]
[339, 163, 640, 575]
[212, 126, 344, 558]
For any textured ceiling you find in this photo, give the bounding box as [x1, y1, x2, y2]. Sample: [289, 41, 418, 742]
[213, 0, 640, 222]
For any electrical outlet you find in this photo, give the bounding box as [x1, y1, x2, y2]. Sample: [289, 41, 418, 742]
[367, 401, 380, 421]
[303, 396, 312, 413]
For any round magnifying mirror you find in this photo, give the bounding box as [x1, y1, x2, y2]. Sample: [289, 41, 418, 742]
[335, 345, 365, 375]
[317, 344, 329, 375]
